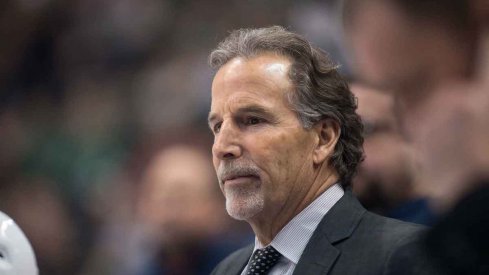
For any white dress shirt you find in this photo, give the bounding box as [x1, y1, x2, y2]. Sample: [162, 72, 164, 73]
[240, 183, 344, 275]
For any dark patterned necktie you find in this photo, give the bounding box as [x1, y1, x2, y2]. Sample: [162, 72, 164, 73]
[245, 246, 282, 275]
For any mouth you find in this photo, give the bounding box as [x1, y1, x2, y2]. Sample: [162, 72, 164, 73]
[223, 175, 259, 185]
[218, 163, 261, 186]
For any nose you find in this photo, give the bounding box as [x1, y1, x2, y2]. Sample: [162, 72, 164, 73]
[212, 121, 242, 160]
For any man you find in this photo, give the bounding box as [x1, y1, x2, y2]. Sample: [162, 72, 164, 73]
[208, 26, 433, 275]
[351, 83, 435, 225]
[343, 1, 489, 273]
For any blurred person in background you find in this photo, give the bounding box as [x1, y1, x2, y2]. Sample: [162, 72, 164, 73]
[134, 143, 249, 275]
[82, 133, 252, 275]
[342, 0, 489, 273]
[351, 83, 435, 225]
[342, 0, 476, 99]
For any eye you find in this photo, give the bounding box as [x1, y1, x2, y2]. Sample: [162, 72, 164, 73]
[245, 117, 262, 125]
[213, 122, 222, 134]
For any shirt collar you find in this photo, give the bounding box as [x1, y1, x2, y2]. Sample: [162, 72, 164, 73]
[253, 183, 344, 264]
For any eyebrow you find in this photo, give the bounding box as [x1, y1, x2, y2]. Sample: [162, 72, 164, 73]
[207, 113, 218, 128]
[237, 105, 274, 117]
[207, 105, 275, 127]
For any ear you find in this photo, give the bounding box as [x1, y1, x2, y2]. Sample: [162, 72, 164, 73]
[312, 119, 340, 165]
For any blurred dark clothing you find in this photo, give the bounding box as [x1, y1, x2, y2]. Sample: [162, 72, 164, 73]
[387, 198, 437, 226]
[141, 233, 253, 275]
[425, 182, 489, 275]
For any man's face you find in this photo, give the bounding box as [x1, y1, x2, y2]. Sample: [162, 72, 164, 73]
[209, 54, 317, 221]
[352, 85, 414, 207]
[345, 1, 469, 96]
[346, 1, 427, 92]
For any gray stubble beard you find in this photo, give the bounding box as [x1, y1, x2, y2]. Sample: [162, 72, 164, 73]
[217, 160, 264, 220]
[223, 183, 264, 220]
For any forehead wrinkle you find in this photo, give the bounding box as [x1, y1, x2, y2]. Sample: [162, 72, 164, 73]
[219, 73, 292, 98]
[232, 85, 291, 112]
[222, 95, 267, 118]
[216, 55, 292, 91]
[210, 54, 295, 125]
[212, 79, 287, 110]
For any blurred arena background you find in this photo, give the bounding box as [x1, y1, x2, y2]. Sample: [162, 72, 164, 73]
[5, 0, 488, 273]
[0, 0, 351, 274]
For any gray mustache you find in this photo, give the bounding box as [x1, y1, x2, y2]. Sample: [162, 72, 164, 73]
[217, 161, 260, 183]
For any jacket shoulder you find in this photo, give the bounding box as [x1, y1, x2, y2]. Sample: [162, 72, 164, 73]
[359, 212, 441, 275]
[363, 211, 426, 235]
[357, 211, 427, 259]
[328, 208, 434, 275]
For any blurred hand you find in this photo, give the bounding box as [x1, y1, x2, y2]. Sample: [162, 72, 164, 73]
[410, 80, 489, 211]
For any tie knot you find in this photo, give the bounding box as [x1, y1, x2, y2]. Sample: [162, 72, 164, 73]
[246, 246, 282, 275]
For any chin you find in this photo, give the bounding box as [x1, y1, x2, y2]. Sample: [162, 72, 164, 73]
[224, 190, 264, 221]
[226, 204, 263, 220]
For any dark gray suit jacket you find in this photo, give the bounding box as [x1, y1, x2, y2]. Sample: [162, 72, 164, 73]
[211, 191, 438, 275]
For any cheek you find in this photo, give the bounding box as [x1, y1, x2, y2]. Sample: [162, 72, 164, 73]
[211, 145, 219, 166]
[212, 156, 220, 179]
[255, 133, 307, 176]
[246, 135, 287, 174]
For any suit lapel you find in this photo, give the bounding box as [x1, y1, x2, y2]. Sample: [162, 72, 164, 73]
[292, 233, 340, 274]
[293, 191, 366, 275]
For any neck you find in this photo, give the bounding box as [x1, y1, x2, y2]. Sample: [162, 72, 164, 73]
[248, 167, 339, 245]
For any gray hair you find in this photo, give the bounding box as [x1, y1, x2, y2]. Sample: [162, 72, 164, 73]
[209, 26, 364, 186]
